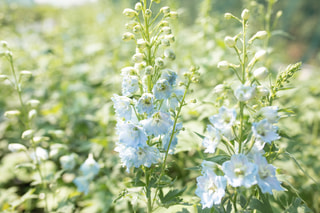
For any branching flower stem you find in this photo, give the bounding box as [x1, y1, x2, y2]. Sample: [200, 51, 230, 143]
[6, 54, 49, 213]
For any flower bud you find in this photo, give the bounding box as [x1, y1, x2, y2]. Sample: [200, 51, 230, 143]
[137, 39, 147, 50]
[145, 66, 153, 75]
[4, 110, 21, 118]
[165, 34, 175, 43]
[132, 53, 145, 63]
[123, 8, 138, 18]
[276, 10, 283, 19]
[217, 61, 230, 71]
[257, 86, 269, 96]
[224, 36, 236, 48]
[33, 136, 49, 144]
[20, 70, 32, 77]
[160, 6, 170, 15]
[213, 84, 225, 94]
[255, 50, 267, 61]
[161, 38, 170, 47]
[169, 11, 178, 19]
[28, 109, 37, 120]
[253, 67, 269, 80]
[160, 20, 169, 27]
[145, 9, 152, 18]
[0, 74, 8, 81]
[21, 129, 34, 140]
[27, 99, 40, 108]
[1, 40, 8, 48]
[133, 25, 141, 33]
[135, 2, 142, 11]
[164, 49, 176, 60]
[155, 57, 165, 68]
[8, 143, 27, 152]
[122, 32, 135, 41]
[224, 13, 233, 20]
[49, 130, 65, 138]
[241, 9, 250, 20]
[161, 26, 172, 35]
[249, 31, 268, 43]
[134, 62, 146, 71]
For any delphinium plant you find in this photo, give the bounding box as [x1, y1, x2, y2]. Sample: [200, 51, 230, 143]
[0, 41, 51, 212]
[112, 0, 199, 212]
[195, 8, 306, 212]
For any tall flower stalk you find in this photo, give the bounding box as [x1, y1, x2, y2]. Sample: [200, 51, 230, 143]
[114, 0, 198, 212]
[196, 7, 301, 212]
[1, 42, 49, 213]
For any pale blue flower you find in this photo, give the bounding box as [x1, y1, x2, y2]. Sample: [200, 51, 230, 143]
[234, 84, 256, 101]
[60, 154, 76, 171]
[115, 144, 161, 172]
[153, 79, 172, 100]
[166, 89, 184, 110]
[142, 111, 173, 136]
[80, 154, 100, 177]
[209, 106, 236, 139]
[252, 119, 280, 145]
[111, 94, 132, 120]
[117, 122, 148, 147]
[162, 122, 183, 154]
[195, 169, 227, 208]
[222, 154, 258, 188]
[122, 75, 139, 96]
[203, 125, 221, 154]
[259, 106, 279, 123]
[251, 153, 284, 194]
[73, 175, 90, 195]
[136, 93, 155, 115]
[161, 69, 177, 86]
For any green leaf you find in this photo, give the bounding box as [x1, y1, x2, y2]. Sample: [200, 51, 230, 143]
[249, 198, 270, 213]
[184, 166, 201, 171]
[160, 187, 186, 208]
[284, 198, 313, 213]
[240, 194, 247, 208]
[194, 131, 205, 139]
[205, 155, 230, 165]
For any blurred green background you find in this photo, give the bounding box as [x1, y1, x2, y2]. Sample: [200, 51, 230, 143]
[0, 0, 319, 212]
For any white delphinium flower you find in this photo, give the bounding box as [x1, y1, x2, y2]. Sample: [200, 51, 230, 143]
[30, 147, 49, 163]
[195, 169, 227, 208]
[222, 154, 258, 188]
[234, 84, 256, 102]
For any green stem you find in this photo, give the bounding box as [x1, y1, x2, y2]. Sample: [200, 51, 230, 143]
[145, 167, 152, 213]
[151, 80, 191, 209]
[7, 54, 49, 213]
[238, 102, 245, 153]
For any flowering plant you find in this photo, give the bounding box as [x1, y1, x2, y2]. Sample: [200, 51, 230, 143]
[113, 0, 199, 211]
[195, 6, 306, 212]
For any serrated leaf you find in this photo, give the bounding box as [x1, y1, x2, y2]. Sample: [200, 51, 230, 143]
[205, 155, 230, 165]
[160, 187, 186, 207]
